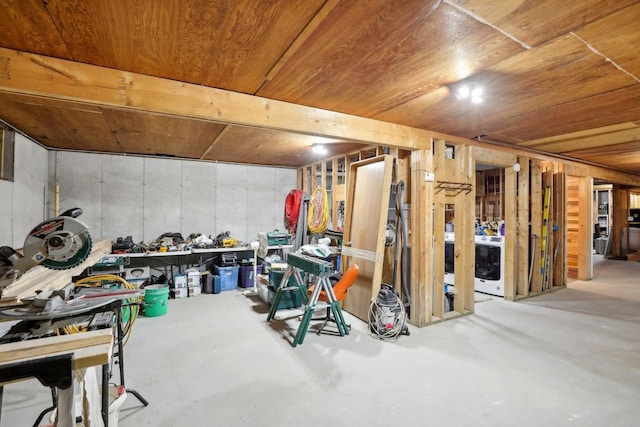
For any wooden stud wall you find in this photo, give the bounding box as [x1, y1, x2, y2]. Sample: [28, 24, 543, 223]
[612, 185, 630, 257]
[502, 166, 516, 300]
[529, 160, 543, 293]
[553, 167, 567, 287]
[455, 144, 475, 313]
[566, 175, 581, 279]
[432, 139, 446, 320]
[541, 163, 555, 289]
[410, 148, 434, 326]
[565, 174, 591, 280]
[299, 137, 638, 327]
[576, 176, 592, 280]
[516, 156, 530, 298]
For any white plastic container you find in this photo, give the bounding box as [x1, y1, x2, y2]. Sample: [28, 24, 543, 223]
[48, 384, 127, 427]
[108, 385, 127, 427]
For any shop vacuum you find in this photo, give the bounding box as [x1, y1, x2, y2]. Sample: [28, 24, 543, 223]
[368, 283, 410, 340]
[368, 179, 411, 341]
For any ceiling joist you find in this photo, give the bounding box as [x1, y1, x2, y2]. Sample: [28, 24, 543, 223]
[0, 47, 433, 151]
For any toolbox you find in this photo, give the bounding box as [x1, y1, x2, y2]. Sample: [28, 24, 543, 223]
[266, 230, 292, 246]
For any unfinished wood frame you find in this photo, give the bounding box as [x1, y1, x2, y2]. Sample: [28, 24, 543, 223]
[529, 160, 543, 293]
[516, 156, 530, 298]
[474, 147, 518, 299]
[553, 165, 567, 287]
[410, 148, 434, 326]
[408, 140, 475, 326]
[540, 163, 555, 290]
[565, 173, 591, 281]
[612, 185, 630, 257]
[453, 144, 475, 314]
[566, 175, 581, 279]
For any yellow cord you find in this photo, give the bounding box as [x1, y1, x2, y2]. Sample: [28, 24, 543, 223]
[58, 274, 141, 347]
[308, 186, 330, 234]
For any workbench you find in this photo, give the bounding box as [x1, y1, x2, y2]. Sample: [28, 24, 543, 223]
[125, 244, 292, 292]
[0, 296, 149, 426]
[0, 328, 113, 426]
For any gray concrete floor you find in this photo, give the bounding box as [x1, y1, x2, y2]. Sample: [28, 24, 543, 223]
[2, 255, 640, 426]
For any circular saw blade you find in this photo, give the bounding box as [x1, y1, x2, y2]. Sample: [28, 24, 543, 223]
[42, 232, 92, 270]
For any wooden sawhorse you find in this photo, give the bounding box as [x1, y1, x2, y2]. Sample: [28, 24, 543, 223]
[267, 253, 349, 347]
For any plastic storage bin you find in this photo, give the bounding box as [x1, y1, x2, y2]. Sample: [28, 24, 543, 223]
[213, 265, 239, 291]
[239, 264, 263, 288]
[268, 269, 298, 289]
[267, 287, 303, 310]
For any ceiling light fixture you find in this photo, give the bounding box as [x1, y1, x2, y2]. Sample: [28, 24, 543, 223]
[312, 144, 327, 155]
[455, 82, 484, 104]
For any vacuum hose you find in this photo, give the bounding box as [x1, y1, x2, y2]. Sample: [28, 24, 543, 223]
[394, 181, 411, 313]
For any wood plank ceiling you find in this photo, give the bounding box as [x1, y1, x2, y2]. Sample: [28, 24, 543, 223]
[0, 0, 639, 173]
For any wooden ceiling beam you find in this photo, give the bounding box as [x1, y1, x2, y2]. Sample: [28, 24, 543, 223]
[0, 47, 433, 151]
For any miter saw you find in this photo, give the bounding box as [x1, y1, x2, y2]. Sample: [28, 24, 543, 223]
[0, 208, 92, 295]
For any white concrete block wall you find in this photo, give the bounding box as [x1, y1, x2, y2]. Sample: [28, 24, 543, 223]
[0, 175, 13, 246]
[215, 162, 248, 241]
[181, 159, 216, 237]
[53, 151, 103, 237]
[142, 157, 183, 241]
[0, 133, 48, 248]
[52, 151, 296, 244]
[247, 166, 284, 240]
[101, 155, 144, 242]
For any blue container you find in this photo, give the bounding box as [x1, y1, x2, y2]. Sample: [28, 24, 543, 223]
[213, 265, 239, 291]
[212, 274, 222, 294]
[240, 264, 263, 288]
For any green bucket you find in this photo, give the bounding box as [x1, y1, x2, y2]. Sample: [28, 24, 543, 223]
[144, 285, 169, 317]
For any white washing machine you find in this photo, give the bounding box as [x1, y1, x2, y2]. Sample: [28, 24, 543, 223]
[474, 234, 505, 297]
[444, 231, 455, 287]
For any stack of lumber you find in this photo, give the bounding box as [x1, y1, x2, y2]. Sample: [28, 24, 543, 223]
[0, 239, 112, 307]
[0, 328, 113, 369]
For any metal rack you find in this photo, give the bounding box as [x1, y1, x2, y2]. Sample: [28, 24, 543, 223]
[436, 181, 473, 196]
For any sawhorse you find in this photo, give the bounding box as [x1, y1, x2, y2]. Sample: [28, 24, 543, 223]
[267, 253, 349, 347]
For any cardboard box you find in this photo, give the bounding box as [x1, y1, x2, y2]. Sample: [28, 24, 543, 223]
[188, 285, 202, 297]
[187, 270, 201, 287]
[174, 274, 187, 289]
[171, 287, 188, 299]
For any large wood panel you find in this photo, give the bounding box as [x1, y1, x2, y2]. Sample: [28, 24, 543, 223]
[452, 0, 636, 48]
[42, 0, 325, 94]
[2, 2, 640, 174]
[259, 1, 522, 117]
[342, 155, 393, 321]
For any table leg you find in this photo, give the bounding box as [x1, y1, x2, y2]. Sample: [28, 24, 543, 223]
[102, 364, 109, 427]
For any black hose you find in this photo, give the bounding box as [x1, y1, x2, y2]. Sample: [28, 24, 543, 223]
[396, 181, 411, 313]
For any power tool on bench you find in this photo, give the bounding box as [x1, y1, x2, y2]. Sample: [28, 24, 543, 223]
[0, 208, 93, 296]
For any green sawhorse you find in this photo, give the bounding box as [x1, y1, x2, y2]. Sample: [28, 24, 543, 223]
[267, 252, 349, 347]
